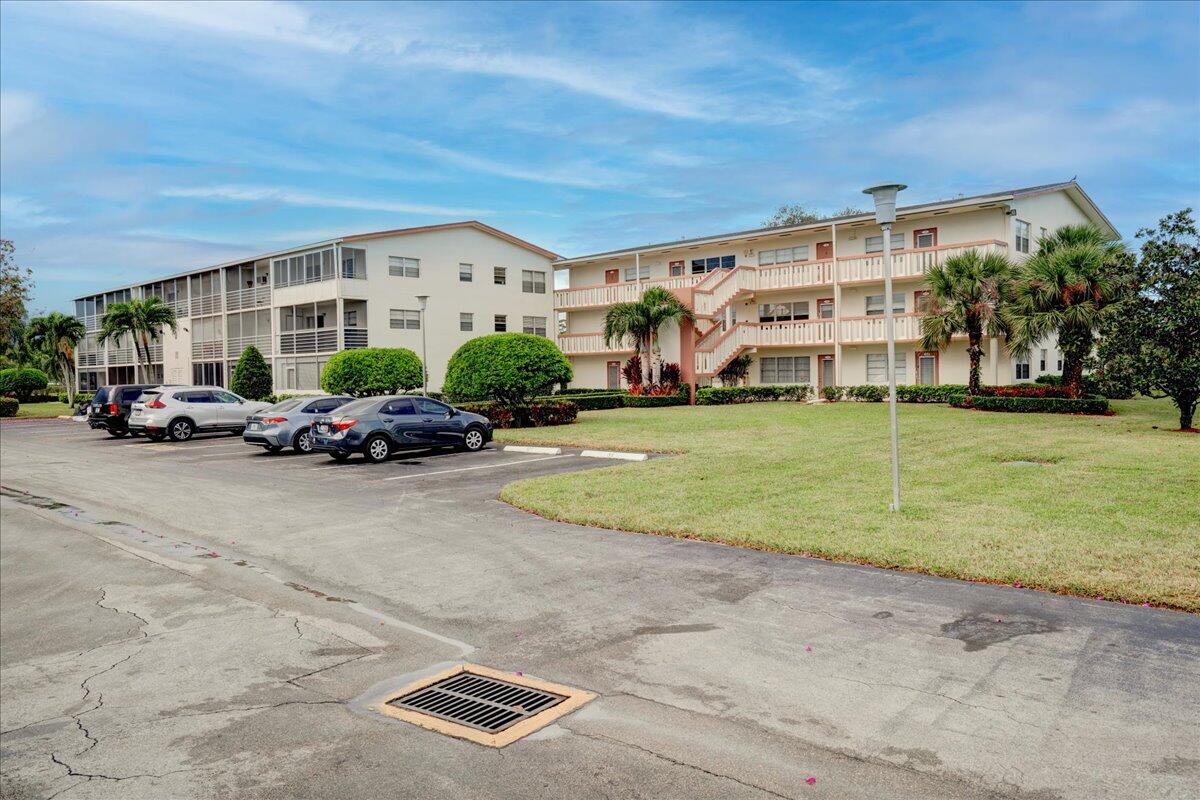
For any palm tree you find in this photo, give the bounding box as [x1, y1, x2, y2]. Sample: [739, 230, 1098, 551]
[603, 285, 694, 384]
[25, 312, 86, 404]
[97, 297, 178, 385]
[1006, 224, 1125, 398]
[919, 249, 1013, 395]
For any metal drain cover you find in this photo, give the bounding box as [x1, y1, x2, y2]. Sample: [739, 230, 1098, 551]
[373, 664, 595, 747]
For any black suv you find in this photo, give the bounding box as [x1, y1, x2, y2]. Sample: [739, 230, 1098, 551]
[88, 385, 160, 437]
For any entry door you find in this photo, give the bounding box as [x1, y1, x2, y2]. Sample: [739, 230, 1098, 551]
[606, 361, 621, 389]
[917, 352, 938, 385]
[605, 269, 620, 285]
[816, 241, 833, 260]
[818, 355, 835, 390]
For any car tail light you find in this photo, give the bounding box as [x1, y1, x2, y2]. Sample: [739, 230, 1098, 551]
[107, 403, 119, 415]
[262, 417, 287, 424]
[331, 419, 357, 431]
[146, 398, 166, 409]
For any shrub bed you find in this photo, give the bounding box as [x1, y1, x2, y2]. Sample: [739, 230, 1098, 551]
[950, 394, 1110, 415]
[555, 388, 625, 396]
[58, 391, 94, 405]
[980, 384, 1071, 399]
[624, 393, 687, 408]
[895, 384, 969, 403]
[541, 392, 626, 411]
[696, 384, 813, 405]
[0, 397, 18, 417]
[454, 399, 579, 428]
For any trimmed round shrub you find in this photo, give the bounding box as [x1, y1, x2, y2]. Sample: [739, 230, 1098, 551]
[443, 333, 572, 405]
[0, 397, 18, 417]
[320, 348, 423, 396]
[230, 345, 273, 400]
[0, 367, 50, 402]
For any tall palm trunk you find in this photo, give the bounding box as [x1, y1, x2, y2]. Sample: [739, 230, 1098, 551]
[643, 335, 653, 385]
[966, 328, 983, 396]
[1058, 328, 1091, 399]
[61, 350, 76, 405]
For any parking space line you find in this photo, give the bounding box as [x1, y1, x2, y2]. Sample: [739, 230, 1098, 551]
[375, 454, 572, 481]
[303, 447, 509, 471]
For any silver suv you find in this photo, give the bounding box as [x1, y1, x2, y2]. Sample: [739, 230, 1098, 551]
[129, 386, 272, 442]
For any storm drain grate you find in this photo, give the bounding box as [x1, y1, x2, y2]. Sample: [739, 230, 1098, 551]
[373, 664, 595, 747]
[389, 672, 565, 733]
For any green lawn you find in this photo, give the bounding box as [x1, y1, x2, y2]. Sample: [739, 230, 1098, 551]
[13, 401, 73, 419]
[496, 398, 1200, 611]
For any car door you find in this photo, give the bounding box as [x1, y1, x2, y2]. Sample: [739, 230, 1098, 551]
[211, 389, 246, 427]
[378, 398, 422, 447]
[413, 397, 460, 446]
[181, 391, 218, 428]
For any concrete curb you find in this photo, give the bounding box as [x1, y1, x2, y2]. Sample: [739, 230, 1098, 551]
[503, 445, 563, 455]
[579, 449, 649, 462]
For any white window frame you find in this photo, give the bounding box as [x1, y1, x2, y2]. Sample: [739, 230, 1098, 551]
[1015, 220, 1031, 254]
[460, 312, 473, 332]
[494, 314, 507, 332]
[389, 309, 420, 330]
[865, 292, 906, 316]
[759, 355, 811, 385]
[1015, 361, 1031, 380]
[522, 269, 547, 293]
[522, 316, 548, 336]
[623, 265, 650, 282]
[494, 266, 507, 285]
[864, 233, 905, 254]
[388, 256, 420, 278]
[758, 245, 810, 266]
[866, 353, 907, 384]
[459, 263, 473, 282]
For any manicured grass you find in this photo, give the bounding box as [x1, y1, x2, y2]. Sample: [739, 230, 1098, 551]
[496, 398, 1200, 611]
[13, 401, 72, 419]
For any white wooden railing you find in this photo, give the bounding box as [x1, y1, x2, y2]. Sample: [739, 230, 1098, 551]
[225, 285, 271, 311]
[191, 340, 224, 359]
[146, 344, 163, 362]
[190, 294, 223, 317]
[278, 328, 337, 355]
[839, 314, 923, 343]
[78, 351, 103, 367]
[694, 320, 836, 375]
[343, 328, 368, 349]
[558, 332, 635, 355]
[227, 334, 272, 356]
[107, 346, 134, 365]
[838, 240, 1008, 284]
[554, 274, 702, 310]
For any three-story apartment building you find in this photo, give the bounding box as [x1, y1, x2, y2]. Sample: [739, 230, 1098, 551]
[554, 181, 1117, 393]
[74, 222, 557, 393]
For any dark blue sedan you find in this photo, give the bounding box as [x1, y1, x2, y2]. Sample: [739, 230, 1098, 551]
[309, 395, 493, 463]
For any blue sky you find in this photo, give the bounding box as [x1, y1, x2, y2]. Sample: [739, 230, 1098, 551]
[2, 0, 1197, 313]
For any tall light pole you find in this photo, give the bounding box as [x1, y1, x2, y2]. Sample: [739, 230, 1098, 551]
[415, 294, 429, 396]
[863, 183, 906, 512]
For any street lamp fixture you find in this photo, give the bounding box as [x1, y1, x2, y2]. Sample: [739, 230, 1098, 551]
[862, 183, 907, 512]
[415, 295, 429, 396]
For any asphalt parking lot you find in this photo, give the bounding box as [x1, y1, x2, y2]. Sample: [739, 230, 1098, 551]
[2, 419, 1198, 800]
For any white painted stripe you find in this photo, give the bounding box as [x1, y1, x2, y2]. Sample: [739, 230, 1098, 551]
[579, 449, 648, 461]
[503, 445, 562, 455]
[377, 454, 571, 481]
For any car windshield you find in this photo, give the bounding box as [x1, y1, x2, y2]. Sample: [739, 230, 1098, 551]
[93, 387, 112, 403]
[265, 398, 304, 413]
[335, 397, 381, 416]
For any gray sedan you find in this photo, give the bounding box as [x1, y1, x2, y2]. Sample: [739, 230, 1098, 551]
[243, 395, 354, 454]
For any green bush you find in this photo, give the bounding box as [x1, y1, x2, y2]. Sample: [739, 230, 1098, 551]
[1032, 372, 1130, 399]
[894, 384, 970, 403]
[950, 394, 1110, 415]
[555, 388, 626, 396]
[230, 345, 273, 400]
[454, 399, 578, 428]
[821, 385, 841, 402]
[624, 393, 687, 408]
[696, 384, 813, 405]
[320, 348, 423, 396]
[540, 392, 626, 411]
[844, 384, 889, 402]
[443, 333, 572, 404]
[0, 397, 18, 417]
[58, 391, 95, 405]
[0, 367, 50, 402]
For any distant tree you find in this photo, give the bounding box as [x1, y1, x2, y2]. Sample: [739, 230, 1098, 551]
[1096, 209, 1200, 431]
[920, 249, 1014, 395]
[0, 240, 34, 361]
[762, 204, 821, 228]
[833, 206, 868, 217]
[1006, 224, 1127, 398]
[230, 345, 273, 400]
[25, 312, 86, 404]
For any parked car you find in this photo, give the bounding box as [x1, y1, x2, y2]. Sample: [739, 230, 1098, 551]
[243, 395, 354, 454]
[87, 384, 162, 437]
[128, 386, 272, 442]
[310, 395, 492, 463]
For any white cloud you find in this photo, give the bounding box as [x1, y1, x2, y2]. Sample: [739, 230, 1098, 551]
[0, 195, 69, 228]
[0, 91, 43, 135]
[160, 184, 489, 217]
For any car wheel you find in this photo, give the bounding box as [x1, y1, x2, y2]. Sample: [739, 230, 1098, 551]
[265, 445, 283, 454]
[292, 429, 314, 454]
[363, 435, 391, 463]
[463, 427, 486, 452]
[329, 452, 350, 462]
[168, 419, 194, 442]
[107, 429, 128, 438]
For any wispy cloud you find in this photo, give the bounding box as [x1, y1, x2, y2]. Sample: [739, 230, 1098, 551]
[0, 195, 70, 228]
[160, 184, 490, 217]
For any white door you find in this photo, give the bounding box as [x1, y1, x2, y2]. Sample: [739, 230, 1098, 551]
[212, 389, 247, 427]
[180, 390, 220, 428]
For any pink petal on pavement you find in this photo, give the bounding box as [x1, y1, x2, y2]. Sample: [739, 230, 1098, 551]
[806, 776, 817, 785]
[805, 645, 813, 652]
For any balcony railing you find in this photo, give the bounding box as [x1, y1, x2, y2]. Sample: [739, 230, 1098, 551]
[191, 340, 224, 360]
[146, 344, 163, 363]
[839, 313, 923, 343]
[278, 328, 337, 355]
[107, 347, 134, 366]
[78, 351, 103, 367]
[79, 314, 100, 331]
[225, 285, 271, 311]
[227, 334, 273, 356]
[694, 320, 835, 375]
[343, 327, 368, 349]
[554, 274, 702, 310]
[190, 294, 223, 317]
[559, 332, 635, 356]
[837, 240, 1008, 284]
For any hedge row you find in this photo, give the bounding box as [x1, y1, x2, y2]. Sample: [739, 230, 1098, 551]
[822, 384, 972, 403]
[980, 384, 1071, 399]
[0, 397, 18, 417]
[624, 393, 688, 408]
[950, 394, 1110, 415]
[696, 384, 813, 405]
[58, 392, 95, 405]
[554, 387, 626, 396]
[538, 392, 625, 411]
[454, 399, 579, 428]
